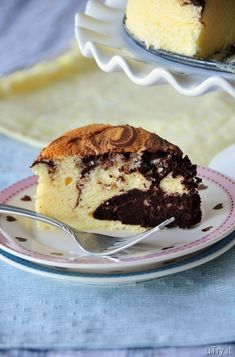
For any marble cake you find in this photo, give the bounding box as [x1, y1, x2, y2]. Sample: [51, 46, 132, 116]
[31, 124, 202, 232]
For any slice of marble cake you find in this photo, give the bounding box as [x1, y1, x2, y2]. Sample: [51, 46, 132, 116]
[31, 124, 202, 232]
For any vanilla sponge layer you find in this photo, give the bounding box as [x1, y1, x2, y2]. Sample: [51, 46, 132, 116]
[32, 156, 187, 232]
[125, 0, 235, 58]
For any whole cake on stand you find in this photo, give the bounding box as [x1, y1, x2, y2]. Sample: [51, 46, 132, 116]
[125, 0, 235, 58]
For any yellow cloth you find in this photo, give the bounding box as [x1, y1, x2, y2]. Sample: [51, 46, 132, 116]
[0, 47, 234, 165]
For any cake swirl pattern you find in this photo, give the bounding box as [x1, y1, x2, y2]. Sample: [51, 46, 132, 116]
[36, 124, 181, 160]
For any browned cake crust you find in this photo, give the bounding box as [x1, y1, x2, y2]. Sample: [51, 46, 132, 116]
[35, 124, 182, 161]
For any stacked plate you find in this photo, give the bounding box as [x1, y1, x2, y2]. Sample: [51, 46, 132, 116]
[0, 166, 234, 284]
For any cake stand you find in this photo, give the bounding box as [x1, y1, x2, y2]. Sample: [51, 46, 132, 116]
[75, 0, 235, 98]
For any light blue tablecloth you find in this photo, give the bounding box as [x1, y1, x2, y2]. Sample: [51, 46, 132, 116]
[0, 134, 234, 352]
[0, 0, 234, 354]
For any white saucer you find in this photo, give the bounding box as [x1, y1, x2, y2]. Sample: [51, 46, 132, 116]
[0, 234, 234, 284]
[75, 0, 235, 98]
[0, 167, 234, 273]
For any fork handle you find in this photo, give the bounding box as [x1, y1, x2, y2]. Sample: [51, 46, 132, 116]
[0, 204, 68, 232]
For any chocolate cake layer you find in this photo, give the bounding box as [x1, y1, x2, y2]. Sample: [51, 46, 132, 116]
[31, 159, 56, 174]
[79, 151, 200, 189]
[83, 150, 201, 229]
[182, 0, 205, 8]
[94, 188, 201, 228]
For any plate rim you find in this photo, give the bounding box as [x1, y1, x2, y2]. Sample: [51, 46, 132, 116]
[74, 0, 235, 98]
[0, 166, 234, 271]
[0, 233, 234, 284]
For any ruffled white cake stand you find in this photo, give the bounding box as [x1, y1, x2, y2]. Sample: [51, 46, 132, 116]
[75, 0, 235, 98]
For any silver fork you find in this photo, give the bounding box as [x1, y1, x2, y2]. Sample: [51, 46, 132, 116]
[0, 204, 174, 257]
